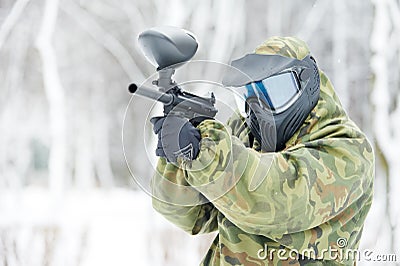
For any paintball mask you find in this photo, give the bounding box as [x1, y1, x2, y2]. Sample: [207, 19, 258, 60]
[223, 54, 320, 152]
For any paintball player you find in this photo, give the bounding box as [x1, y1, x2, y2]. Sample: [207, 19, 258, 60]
[150, 37, 374, 265]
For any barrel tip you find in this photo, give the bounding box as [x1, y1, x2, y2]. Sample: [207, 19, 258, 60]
[128, 83, 138, 93]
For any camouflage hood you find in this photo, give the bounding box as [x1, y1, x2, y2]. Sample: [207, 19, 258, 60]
[152, 37, 375, 265]
[250, 36, 351, 151]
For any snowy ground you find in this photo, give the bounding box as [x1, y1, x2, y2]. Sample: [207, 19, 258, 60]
[0, 188, 215, 266]
[0, 185, 398, 266]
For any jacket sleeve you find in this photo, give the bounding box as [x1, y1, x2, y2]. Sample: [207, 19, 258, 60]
[183, 119, 374, 238]
[151, 157, 219, 235]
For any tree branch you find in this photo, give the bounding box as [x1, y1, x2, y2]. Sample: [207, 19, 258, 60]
[296, 0, 329, 42]
[0, 0, 31, 51]
[60, 0, 145, 82]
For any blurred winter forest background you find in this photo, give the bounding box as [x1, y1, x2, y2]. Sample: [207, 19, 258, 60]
[0, 0, 399, 265]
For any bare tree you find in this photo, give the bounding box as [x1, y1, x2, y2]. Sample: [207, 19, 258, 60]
[333, 0, 348, 109]
[35, 0, 67, 197]
[0, 0, 31, 51]
[370, 0, 400, 255]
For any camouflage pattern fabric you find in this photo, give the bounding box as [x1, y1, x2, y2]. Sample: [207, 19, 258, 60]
[151, 37, 375, 265]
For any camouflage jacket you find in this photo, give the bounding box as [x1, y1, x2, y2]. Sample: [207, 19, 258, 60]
[151, 37, 374, 265]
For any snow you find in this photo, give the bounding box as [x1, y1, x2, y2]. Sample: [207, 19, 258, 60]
[0, 188, 214, 266]
[0, 0, 399, 264]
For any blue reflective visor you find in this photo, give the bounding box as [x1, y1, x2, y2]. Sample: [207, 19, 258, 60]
[235, 71, 301, 115]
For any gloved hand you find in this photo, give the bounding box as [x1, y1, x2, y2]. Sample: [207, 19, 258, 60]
[150, 115, 202, 163]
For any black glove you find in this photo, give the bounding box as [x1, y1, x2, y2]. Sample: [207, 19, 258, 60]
[150, 115, 202, 163]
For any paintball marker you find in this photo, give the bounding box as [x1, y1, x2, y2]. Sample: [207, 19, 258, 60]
[128, 26, 218, 119]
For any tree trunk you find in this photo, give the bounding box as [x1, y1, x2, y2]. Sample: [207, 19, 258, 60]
[35, 0, 67, 197]
[370, 0, 400, 254]
[333, 0, 348, 109]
